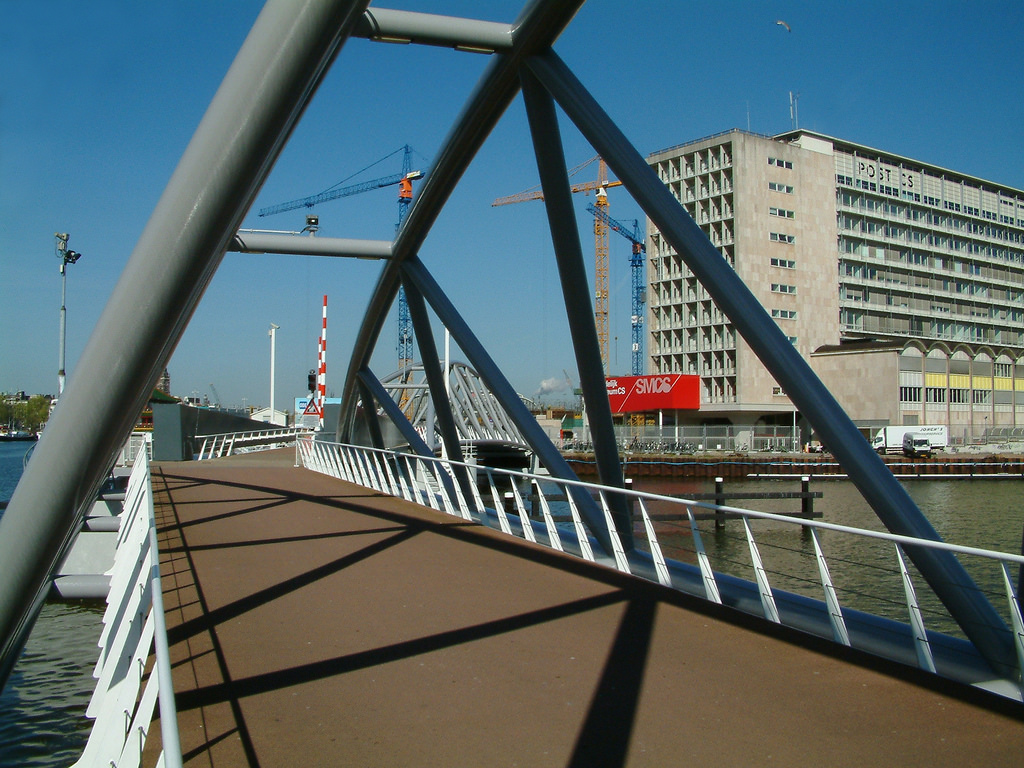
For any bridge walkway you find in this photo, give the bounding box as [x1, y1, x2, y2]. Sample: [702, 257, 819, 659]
[148, 449, 1024, 767]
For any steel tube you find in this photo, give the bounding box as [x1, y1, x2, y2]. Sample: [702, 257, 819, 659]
[0, 0, 370, 687]
[401, 255, 615, 556]
[356, 368, 434, 458]
[229, 231, 392, 259]
[400, 274, 465, 465]
[336, 0, 585, 442]
[525, 49, 1015, 673]
[354, 8, 513, 52]
[519, 67, 631, 548]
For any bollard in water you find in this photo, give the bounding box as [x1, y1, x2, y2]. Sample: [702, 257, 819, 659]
[801, 475, 812, 518]
[714, 476, 725, 529]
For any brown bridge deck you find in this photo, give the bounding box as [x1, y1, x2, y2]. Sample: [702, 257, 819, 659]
[149, 448, 1024, 767]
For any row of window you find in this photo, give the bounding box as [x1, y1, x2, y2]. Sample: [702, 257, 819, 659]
[840, 174, 1024, 227]
[771, 308, 797, 319]
[768, 157, 793, 170]
[900, 386, 995, 405]
[769, 207, 795, 219]
[770, 257, 796, 269]
[771, 283, 797, 294]
[769, 181, 794, 194]
[770, 232, 795, 244]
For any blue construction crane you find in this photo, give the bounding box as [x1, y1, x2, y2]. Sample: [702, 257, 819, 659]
[257, 145, 423, 369]
[587, 204, 646, 375]
[257, 145, 423, 218]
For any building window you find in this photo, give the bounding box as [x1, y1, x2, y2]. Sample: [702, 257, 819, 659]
[769, 181, 795, 194]
[973, 390, 991, 405]
[769, 207, 795, 219]
[900, 386, 922, 403]
[771, 308, 798, 319]
[925, 387, 946, 403]
[772, 386, 787, 396]
[949, 388, 969, 404]
[770, 232, 796, 244]
[768, 157, 793, 170]
[771, 283, 797, 294]
[770, 257, 796, 269]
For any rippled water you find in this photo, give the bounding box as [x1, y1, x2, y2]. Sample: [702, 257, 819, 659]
[634, 475, 1024, 637]
[0, 442, 103, 767]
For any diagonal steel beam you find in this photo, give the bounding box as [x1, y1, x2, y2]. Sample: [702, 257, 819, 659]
[0, 0, 371, 688]
[400, 273, 466, 466]
[519, 67, 632, 548]
[357, 368, 434, 458]
[525, 48, 1015, 675]
[336, 0, 586, 444]
[401, 255, 615, 557]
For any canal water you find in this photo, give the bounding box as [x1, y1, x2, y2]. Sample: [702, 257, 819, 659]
[0, 441, 103, 767]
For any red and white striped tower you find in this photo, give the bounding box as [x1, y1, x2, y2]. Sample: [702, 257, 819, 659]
[317, 295, 327, 428]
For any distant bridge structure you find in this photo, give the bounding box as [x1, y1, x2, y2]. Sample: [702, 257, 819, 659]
[1, 0, 1020, 699]
[376, 362, 532, 467]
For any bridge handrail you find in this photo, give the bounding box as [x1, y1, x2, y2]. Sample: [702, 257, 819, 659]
[72, 450, 182, 768]
[306, 438, 1024, 566]
[196, 426, 311, 460]
[297, 436, 1024, 702]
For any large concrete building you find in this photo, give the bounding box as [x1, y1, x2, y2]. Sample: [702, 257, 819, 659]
[646, 129, 1024, 443]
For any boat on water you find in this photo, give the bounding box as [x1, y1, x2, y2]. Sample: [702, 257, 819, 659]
[0, 430, 36, 442]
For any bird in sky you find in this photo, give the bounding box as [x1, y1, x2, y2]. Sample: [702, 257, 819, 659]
[776, 20, 791, 32]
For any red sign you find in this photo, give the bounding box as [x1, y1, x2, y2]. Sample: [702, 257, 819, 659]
[605, 374, 700, 413]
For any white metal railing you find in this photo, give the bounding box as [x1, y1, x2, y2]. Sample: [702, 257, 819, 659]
[297, 436, 1024, 701]
[196, 426, 309, 460]
[117, 432, 152, 467]
[72, 450, 181, 768]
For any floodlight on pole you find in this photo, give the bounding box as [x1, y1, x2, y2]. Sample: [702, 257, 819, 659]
[55, 233, 82, 399]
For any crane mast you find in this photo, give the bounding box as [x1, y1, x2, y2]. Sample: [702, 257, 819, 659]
[396, 147, 415, 371]
[492, 156, 620, 372]
[587, 204, 646, 375]
[257, 145, 423, 371]
[593, 185, 610, 372]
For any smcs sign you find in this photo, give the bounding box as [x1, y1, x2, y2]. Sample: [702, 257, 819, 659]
[605, 374, 700, 413]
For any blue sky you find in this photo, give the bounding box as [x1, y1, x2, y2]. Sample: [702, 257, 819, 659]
[2, 1, 1022, 410]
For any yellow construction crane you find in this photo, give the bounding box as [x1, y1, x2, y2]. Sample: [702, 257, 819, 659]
[492, 156, 621, 371]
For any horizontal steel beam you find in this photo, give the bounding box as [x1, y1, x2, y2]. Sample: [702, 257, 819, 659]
[230, 231, 392, 259]
[353, 8, 513, 53]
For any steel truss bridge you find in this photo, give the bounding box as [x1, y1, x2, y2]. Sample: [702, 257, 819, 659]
[2, 0, 1023, 713]
[376, 362, 533, 466]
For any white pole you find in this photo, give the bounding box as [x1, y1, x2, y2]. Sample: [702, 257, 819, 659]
[442, 328, 451, 460]
[269, 323, 279, 424]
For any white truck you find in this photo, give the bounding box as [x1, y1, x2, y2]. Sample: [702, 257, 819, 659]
[871, 425, 948, 455]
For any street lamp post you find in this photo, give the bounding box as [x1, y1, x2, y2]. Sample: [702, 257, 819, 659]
[269, 323, 279, 425]
[55, 233, 82, 399]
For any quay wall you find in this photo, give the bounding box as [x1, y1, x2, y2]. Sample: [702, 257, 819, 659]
[562, 452, 1024, 479]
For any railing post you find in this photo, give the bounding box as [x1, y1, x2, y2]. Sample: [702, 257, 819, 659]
[1018, 522, 1024, 614]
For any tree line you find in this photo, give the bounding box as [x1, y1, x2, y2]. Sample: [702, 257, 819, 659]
[1, 396, 51, 434]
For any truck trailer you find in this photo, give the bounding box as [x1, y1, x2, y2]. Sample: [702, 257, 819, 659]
[871, 425, 948, 454]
